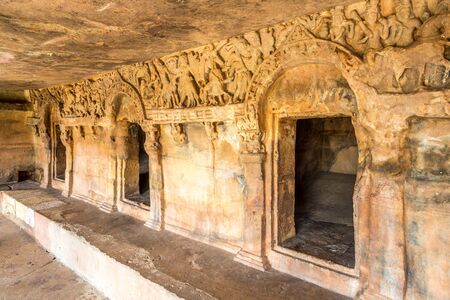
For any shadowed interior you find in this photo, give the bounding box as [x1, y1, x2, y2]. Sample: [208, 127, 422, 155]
[282, 117, 357, 268]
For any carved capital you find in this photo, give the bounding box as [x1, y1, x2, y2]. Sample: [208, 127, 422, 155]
[143, 124, 161, 153]
[203, 122, 218, 142]
[114, 123, 131, 160]
[171, 123, 187, 144]
[236, 103, 264, 154]
[75, 126, 85, 139]
[60, 126, 73, 147]
[237, 129, 265, 154]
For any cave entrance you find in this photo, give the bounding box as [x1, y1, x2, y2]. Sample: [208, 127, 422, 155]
[54, 124, 66, 181]
[279, 117, 357, 268]
[124, 123, 150, 206]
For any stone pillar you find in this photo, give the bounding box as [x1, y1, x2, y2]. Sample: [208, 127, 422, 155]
[234, 152, 268, 271]
[102, 126, 119, 213]
[116, 123, 130, 200]
[37, 123, 52, 188]
[102, 122, 129, 213]
[143, 124, 164, 231]
[60, 126, 73, 197]
[357, 119, 408, 300]
[234, 113, 268, 270]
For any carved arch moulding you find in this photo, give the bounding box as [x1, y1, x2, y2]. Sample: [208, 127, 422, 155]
[29, 71, 144, 124]
[236, 26, 362, 154]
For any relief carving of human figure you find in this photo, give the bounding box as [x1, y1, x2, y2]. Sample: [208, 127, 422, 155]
[201, 63, 230, 105]
[155, 59, 178, 109]
[177, 54, 200, 108]
[330, 6, 355, 45]
[223, 55, 251, 104]
[63, 88, 75, 116]
[144, 62, 163, 109]
[393, 0, 422, 46]
[346, 8, 373, 52]
[364, 0, 390, 50]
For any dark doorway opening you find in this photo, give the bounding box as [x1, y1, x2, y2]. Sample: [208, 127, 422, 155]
[125, 123, 150, 206]
[282, 117, 357, 268]
[54, 125, 66, 181]
[18, 171, 32, 182]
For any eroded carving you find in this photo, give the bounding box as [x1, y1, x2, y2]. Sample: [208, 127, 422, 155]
[60, 126, 73, 147]
[171, 123, 187, 144]
[28, 0, 449, 120]
[143, 124, 161, 151]
[203, 122, 218, 142]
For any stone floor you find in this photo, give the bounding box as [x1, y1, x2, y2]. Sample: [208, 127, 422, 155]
[283, 172, 356, 268]
[1, 183, 349, 300]
[298, 172, 356, 226]
[282, 216, 355, 268]
[0, 215, 104, 300]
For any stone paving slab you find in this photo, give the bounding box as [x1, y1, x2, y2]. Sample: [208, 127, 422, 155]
[0, 215, 104, 300]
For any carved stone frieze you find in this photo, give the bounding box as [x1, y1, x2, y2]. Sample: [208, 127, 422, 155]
[28, 0, 449, 122]
[355, 41, 450, 93]
[298, 0, 449, 54]
[30, 72, 141, 119]
[147, 104, 244, 124]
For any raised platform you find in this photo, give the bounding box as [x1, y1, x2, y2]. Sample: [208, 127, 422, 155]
[0, 215, 104, 299]
[0, 184, 348, 300]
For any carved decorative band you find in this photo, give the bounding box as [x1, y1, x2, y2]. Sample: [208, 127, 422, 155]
[29, 0, 449, 121]
[147, 103, 245, 124]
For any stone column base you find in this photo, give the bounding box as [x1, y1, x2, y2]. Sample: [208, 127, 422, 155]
[144, 219, 163, 231]
[234, 250, 268, 272]
[359, 289, 393, 300]
[99, 202, 117, 214]
[40, 182, 51, 189]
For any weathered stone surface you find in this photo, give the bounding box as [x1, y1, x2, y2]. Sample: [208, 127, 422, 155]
[1, 188, 348, 300]
[0, 0, 357, 90]
[1, 0, 449, 299]
[0, 215, 104, 299]
[0, 108, 35, 183]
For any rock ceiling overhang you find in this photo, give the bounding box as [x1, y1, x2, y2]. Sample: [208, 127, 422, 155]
[28, 0, 449, 154]
[0, 0, 359, 90]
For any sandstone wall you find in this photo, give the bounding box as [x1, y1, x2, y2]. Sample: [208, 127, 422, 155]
[0, 109, 35, 183]
[161, 122, 244, 247]
[405, 117, 449, 299]
[321, 118, 358, 175]
[296, 117, 357, 187]
[71, 129, 111, 203]
[27, 0, 450, 298]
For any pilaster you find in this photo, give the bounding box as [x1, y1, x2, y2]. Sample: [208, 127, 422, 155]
[60, 126, 74, 198]
[143, 124, 164, 231]
[233, 115, 268, 271]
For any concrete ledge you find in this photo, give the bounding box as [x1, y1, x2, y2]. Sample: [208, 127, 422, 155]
[0, 192, 180, 300]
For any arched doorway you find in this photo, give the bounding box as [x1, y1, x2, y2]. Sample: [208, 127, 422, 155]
[108, 93, 152, 219]
[124, 122, 150, 206]
[262, 62, 361, 293]
[53, 124, 67, 181]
